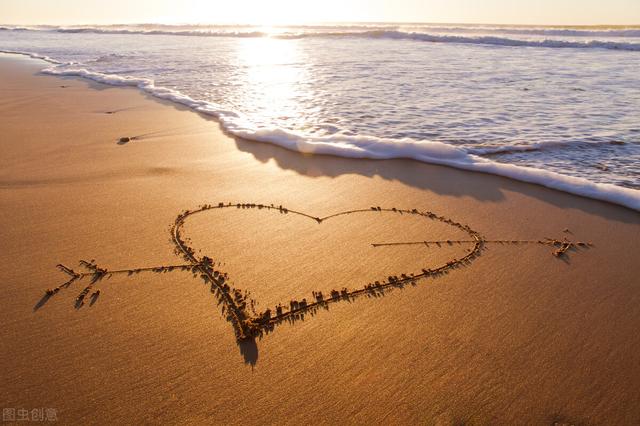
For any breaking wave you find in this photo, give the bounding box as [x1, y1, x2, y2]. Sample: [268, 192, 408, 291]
[346, 30, 640, 51]
[2, 25, 640, 51]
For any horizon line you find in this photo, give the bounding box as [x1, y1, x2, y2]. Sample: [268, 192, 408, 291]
[3, 21, 640, 28]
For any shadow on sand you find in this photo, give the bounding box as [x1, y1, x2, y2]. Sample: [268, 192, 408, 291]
[230, 136, 638, 224]
[238, 338, 258, 367]
[33, 293, 52, 312]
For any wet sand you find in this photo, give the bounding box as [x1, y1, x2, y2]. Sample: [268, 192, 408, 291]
[1, 53, 639, 424]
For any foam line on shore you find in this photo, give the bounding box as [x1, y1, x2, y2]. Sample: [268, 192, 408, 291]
[2, 50, 639, 211]
[0, 49, 64, 65]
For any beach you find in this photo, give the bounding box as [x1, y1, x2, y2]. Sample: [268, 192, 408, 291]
[1, 52, 639, 424]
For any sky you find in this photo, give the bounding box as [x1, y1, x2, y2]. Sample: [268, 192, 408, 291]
[1, 0, 639, 26]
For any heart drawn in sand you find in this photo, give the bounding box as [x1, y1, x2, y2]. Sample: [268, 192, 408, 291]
[173, 203, 485, 341]
[44, 202, 592, 345]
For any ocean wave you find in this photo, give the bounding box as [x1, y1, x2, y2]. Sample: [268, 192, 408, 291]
[495, 28, 640, 38]
[468, 139, 630, 156]
[2, 50, 639, 211]
[56, 27, 267, 38]
[329, 30, 640, 51]
[5, 23, 640, 37]
[400, 26, 640, 38]
[2, 25, 640, 51]
[90, 53, 138, 63]
[0, 26, 33, 31]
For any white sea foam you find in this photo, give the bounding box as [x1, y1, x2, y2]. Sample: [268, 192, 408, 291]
[0, 49, 63, 65]
[229, 127, 640, 212]
[2, 49, 636, 211]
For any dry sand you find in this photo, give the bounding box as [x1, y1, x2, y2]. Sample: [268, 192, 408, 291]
[1, 53, 639, 424]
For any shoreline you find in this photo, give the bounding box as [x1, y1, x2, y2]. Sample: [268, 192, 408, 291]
[1, 53, 640, 423]
[3, 49, 639, 212]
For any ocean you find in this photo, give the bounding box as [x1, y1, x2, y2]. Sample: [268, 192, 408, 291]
[1, 23, 639, 209]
